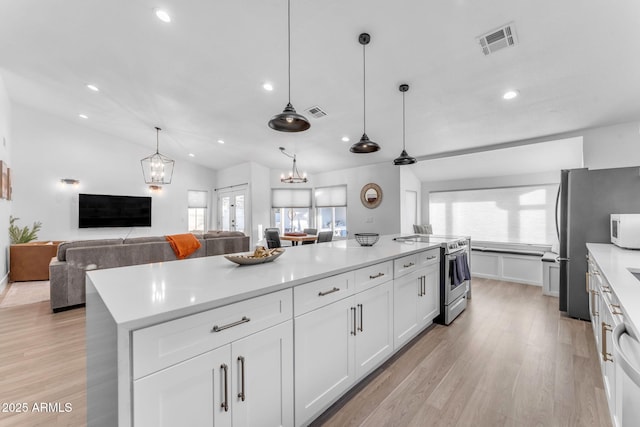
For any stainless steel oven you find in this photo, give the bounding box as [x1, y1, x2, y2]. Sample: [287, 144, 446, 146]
[441, 239, 470, 325]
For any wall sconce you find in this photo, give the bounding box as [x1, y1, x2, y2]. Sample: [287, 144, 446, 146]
[60, 178, 80, 186]
[148, 185, 163, 193]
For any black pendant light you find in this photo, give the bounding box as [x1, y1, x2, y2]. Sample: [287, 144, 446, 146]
[268, 0, 310, 132]
[393, 84, 417, 165]
[350, 33, 381, 153]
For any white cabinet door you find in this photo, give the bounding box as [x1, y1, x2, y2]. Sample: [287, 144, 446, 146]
[294, 297, 355, 426]
[417, 263, 440, 327]
[393, 270, 421, 349]
[231, 320, 294, 427]
[134, 345, 232, 427]
[354, 281, 394, 379]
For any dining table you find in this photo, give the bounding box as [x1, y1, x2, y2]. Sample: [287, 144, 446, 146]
[280, 233, 317, 246]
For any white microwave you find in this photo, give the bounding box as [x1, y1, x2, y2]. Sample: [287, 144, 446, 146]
[611, 214, 640, 249]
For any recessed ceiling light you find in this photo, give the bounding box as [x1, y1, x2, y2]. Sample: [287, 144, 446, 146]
[86, 84, 99, 92]
[263, 83, 274, 91]
[154, 9, 171, 23]
[78, 114, 88, 119]
[217, 139, 225, 144]
[503, 90, 519, 100]
[188, 153, 195, 157]
[341, 136, 350, 142]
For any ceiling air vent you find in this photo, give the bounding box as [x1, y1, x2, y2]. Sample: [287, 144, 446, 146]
[305, 105, 327, 119]
[477, 23, 517, 55]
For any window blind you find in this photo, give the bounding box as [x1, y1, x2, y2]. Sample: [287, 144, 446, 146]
[272, 188, 312, 208]
[429, 184, 559, 245]
[314, 185, 347, 207]
[187, 190, 208, 208]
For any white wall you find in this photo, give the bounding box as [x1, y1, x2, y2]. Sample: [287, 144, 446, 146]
[583, 121, 640, 170]
[0, 76, 11, 292]
[250, 162, 271, 246]
[11, 104, 216, 241]
[400, 167, 421, 234]
[312, 163, 401, 236]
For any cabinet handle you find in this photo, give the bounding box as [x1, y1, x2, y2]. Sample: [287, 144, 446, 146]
[426, 255, 437, 260]
[212, 316, 251, 333]
[221, 364, 229, 412]
[237, 356, 246, 402]
[351, 307, 357, 335]
[422, 276, 426, 295]
[318, 287, 340, 297]
[601, 321, 613, 362]
[610, 303, 624, 316]
[601, 286, 612, 294]
[586, 272, 590, 293]
[357, 304, 363, 332]
[403, 262, 415, 268]
[418, 276, 425, 297]
[590, 290, 597, 318]
[369, 272, 385, 279]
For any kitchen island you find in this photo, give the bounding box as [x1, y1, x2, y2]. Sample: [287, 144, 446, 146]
[86, 235, 449, 426]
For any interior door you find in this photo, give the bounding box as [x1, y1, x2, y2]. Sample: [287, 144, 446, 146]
[218, 189, 246, 233]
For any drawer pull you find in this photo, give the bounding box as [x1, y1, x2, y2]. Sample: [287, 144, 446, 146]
[221, 363, 229, 412]
[601, 321, 613, 362]
[611, 304, 624, 316]
[426, 255, 437, 260]
[211, 316, 251, 333]
[369, 272, 385, 279]
[601, 286, 612, 293]
[318, 287, 340, 297]
[237, 356, 246, 402]
[403, 262, 415, 268]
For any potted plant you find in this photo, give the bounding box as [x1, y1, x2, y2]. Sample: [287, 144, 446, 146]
[9, 215, 42, 244]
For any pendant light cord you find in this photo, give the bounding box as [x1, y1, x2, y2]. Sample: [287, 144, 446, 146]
[155, 126, 161, 154]
[402, 91, 406, 150]
[363, 43, 366, 133]
[287, 0, 291, 104]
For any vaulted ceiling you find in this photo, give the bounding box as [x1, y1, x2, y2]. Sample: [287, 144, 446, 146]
[2, 0, 639, 178]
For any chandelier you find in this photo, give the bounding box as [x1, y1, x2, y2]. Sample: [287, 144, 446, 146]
[141, 127, 174, 184]
[279, 147, 307, 183]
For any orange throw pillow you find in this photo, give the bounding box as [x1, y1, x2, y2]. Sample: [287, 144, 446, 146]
[165, 233, 202, 259]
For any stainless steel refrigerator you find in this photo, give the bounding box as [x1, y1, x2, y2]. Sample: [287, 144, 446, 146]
[558, 167, 640, 320]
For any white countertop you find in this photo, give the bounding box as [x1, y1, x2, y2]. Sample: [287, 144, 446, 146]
[87, 234, 443, 329]
[586, 243, 640, 336]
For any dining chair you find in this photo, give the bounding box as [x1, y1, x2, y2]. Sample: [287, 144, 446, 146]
[316, 231, 333, 243]
[302, 228, 317, 245]
[264, 229, 282, 249]
[413, 224, 433, 234]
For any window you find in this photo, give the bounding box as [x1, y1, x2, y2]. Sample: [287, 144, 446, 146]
[272, 188, 312, 233]
[187, 190, 208, 232]
[315, 185, 347, 238]
[429, 184, 559, 245]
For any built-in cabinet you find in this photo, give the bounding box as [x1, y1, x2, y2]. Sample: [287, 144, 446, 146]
[132, 289, 294, 427]
[393, 249, 440, 349]
[587, 251, 627, 427]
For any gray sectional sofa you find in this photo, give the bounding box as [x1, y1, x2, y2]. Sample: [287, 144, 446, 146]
[49, 231, 249, 311]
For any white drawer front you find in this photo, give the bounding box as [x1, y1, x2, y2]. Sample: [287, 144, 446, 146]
[394, 254, 418, 279]
[354, 261, 393, 292]
[416, 248, 440, 268]
[133, 288, 292, 379]
[294, 272, 354, 316]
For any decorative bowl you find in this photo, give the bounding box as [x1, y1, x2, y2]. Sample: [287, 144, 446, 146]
[354, 233, 380, 247]
[224, 248, 285, 265]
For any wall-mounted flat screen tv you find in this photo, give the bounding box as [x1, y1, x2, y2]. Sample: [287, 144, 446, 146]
[79, 193, 152, 228]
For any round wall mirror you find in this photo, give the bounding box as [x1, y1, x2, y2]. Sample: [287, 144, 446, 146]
[360, 183, 382, 209]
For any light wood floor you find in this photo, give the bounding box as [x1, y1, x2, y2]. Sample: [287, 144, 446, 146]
[0, 278, 610, 427]
[312, 278, 611, 427]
